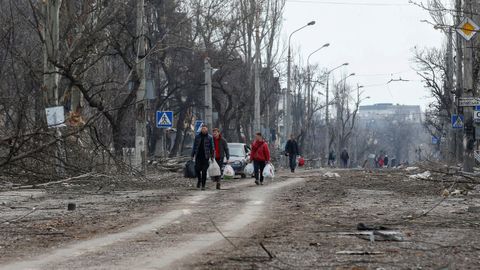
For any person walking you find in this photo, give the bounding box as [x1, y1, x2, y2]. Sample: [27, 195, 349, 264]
[191, 125, 214, 191]
[250, 132, 270, 185]
[378, 155, 385, 168]
[340, 149, 349, 168]
[328, 150, 336, 167]
[384, 155, 389, 168]
[212, 128, 230, 190]
[285, 134, 300, 173]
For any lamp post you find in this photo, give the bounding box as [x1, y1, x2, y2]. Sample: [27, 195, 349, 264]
[285, 20, 315, 143]
[307, 43, 330, 118]
[324, 63, 349, 164]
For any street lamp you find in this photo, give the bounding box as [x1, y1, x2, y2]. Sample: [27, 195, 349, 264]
[324, 63, 349, 160]
[285, 20, 315, 142]
[306, 43, 330, 117]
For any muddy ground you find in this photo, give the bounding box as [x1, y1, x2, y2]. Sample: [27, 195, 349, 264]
[187, 169, 480, 270]
[0, 171, 204, 263]
[1, 167, 480, 269]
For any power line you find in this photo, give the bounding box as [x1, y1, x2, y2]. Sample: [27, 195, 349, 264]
[286, 0, 409, 7]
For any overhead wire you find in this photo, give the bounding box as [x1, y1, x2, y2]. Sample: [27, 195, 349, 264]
[286, 0, 410, 7]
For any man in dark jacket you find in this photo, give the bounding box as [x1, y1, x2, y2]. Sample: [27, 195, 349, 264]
[212, 128, 230, 190]
[191, 125, 214, 190]
[285, 134, 300, 173]
[328, 150, 336, 167]
[340, 149, 349, 168]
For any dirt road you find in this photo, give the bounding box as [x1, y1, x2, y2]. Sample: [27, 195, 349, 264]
[2, 168, 480, 269]
[1, 173, 305, 270]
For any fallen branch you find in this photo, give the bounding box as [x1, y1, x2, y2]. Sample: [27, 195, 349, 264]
[259, 242, 275, 259]
[16, 172, 107, 189]
[0, 208, 37, 224]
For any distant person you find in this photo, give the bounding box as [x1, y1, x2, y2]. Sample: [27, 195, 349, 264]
[328, 150, 336, 167]
[384, 155, 389, 167]
[378, 155, 385, 168]
[212, 128, 230, 190]
[250, 133, 270, 185]
[340, 149, 349, 168]
[191, 125, 214, 191]
[285, 134, 300, 173]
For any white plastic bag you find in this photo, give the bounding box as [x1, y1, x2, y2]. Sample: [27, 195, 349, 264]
[207, 159, 221, 177]
[245, 163, 254, 175]
[223, 164, 235, 179]
[263, 163, 275, 178]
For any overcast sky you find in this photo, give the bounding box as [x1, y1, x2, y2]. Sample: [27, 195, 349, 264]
[282, 0, 445, 109]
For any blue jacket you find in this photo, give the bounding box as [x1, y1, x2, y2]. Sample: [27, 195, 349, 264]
[192, 133, 214, 160]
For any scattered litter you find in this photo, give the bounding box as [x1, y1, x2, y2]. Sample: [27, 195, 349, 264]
[323, 172, 340, 178]
[450, 189, 465, 196]
[339, 231, 405, 242]
[336, 251, 384, 255]
[357, 223, 390, 231]
[443, 189, 466, 197]
[67, 203, 76, 211]
[409, 171, 431, 180]
[309, 242, 321, 247]
[405, 167, 419, 172]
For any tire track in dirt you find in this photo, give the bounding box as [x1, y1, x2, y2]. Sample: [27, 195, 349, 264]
[0, 178, 304, 270]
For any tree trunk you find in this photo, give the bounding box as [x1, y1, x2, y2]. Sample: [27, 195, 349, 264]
[169, 108, 187, 157]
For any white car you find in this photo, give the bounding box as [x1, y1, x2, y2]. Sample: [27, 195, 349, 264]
[227, 143, 250, 178]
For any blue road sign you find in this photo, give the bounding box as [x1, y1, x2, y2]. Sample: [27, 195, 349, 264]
[156, 111, 173, 128]
[452, 114, 464, 129]
[432, 136, 439, 145]
[194, 120, 204, 135]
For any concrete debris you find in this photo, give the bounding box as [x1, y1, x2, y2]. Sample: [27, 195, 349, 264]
[409, 171, 431, 180]
[339, 231, 405, 242]
[442, 189, 467, 197]
[405, 167, 419, 172]
[323, 172, 341, 178]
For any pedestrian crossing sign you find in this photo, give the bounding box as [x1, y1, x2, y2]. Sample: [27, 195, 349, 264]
[452, 114, 464, 129]
[194, 120, 204, 135]
[156, 111, 173, 128]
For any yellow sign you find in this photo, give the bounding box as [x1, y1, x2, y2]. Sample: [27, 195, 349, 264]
[457, 17, 479, 41]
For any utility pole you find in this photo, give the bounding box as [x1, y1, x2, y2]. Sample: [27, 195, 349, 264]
[463, 0, 475, 172]
[325, 74, 330, 162]
[455, 0, 464, 163]
[204, 58, 213, 127]
[254, 2, 262, 133]
[134, 0, 147, 172]
[42, 0, 61, 108]
[286, 46, 293, 141]
[42, 0, 62, 175]
[446, 27, 455, 164]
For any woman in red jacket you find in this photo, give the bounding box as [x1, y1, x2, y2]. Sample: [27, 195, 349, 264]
[250, 132, 270, 185]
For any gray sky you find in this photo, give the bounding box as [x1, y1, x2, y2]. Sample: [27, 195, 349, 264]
[283, 0, 444, 109]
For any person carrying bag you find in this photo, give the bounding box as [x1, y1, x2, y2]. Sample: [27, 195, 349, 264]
[191, 125, 214, 190]
[250, 132, 271, 186]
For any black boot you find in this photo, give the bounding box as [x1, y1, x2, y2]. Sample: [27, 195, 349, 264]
[216, 182, 221, 190]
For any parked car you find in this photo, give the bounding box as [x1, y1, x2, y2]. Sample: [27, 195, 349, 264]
[227, 143, 250, 178]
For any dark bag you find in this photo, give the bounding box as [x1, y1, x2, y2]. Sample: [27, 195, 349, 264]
[184, 160, 197, 178]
